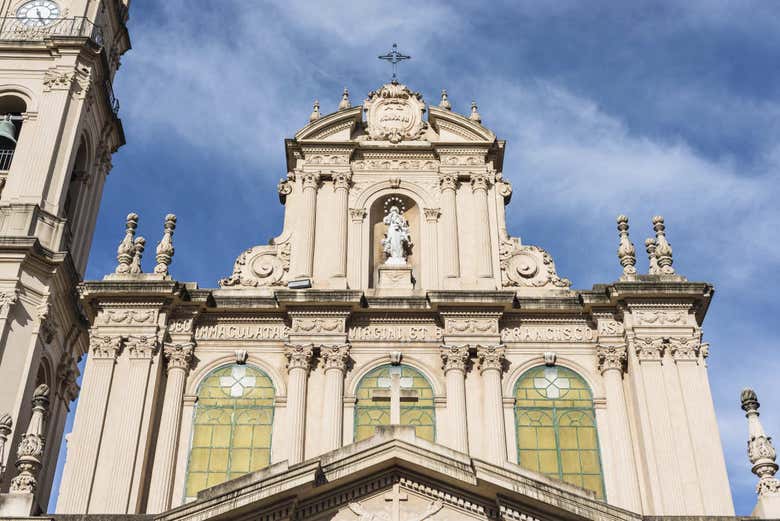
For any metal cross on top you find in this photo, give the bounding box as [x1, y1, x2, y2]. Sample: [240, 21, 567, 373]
[378, 43, 411, 82]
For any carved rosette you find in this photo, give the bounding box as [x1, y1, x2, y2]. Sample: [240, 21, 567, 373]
[633, 337, 665, 362]
[439, 173, 458, 192]
[90, 335, 122, 360]
[219, 242, 290, 288]
[164, 343, 195, 372]
[668, 336, 701, 361]
[320, 344, 350, 372]
[476, 344, 505, 373]
[126, 335, 159, 360]
[441, 345, 469, 373]
[596, 344, 627, 374]
[364, 82, 427, 143]
[499, 238, 571, 289]
[285, 344, 314, 372]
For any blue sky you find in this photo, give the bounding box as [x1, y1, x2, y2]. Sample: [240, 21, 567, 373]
[48, 0, 780, 514]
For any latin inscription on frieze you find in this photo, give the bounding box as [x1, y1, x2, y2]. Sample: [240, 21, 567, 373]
[501, 324, 596, 343]
[348, 324, 442, 342]
[195, 323, 290, 341]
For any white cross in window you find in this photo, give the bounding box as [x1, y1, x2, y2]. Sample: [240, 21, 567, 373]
[374, 367, 416, 424]
[534, 366, 570, 399]
[219, 366, 255, 397]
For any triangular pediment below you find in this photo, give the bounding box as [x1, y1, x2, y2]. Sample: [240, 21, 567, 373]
[161, 427, 639, 521]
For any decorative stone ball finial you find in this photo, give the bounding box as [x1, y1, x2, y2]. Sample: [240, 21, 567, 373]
[338, 88, 351, 110]
[154, 214, 177, 275]
[129, 237, 146, 274]
[114, 212, 139, 274]
[439, 89, 452, 110]
[309, 100, 320, 122]
[469, 100, 481, 123]
[616, 215, 637, 276]
[644, 238, 660, 275]
[652, 216, 675, 274]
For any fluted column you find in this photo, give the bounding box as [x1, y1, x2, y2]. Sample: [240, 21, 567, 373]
[284, 344, 313, 464]
[439, 173, 460, 279]
[441, 345, 469, 453]
[597, 344, 642, 512]
[477, 344, 507, 465]
[292, 173, 320, 280]
[471, 173, 493, 278]
[332, 173, 351, 278]
[146, 343, 194, 513]
[56, 336, 121, 513]
[105, 336, 158, 513]
[321, 344, 350, 451]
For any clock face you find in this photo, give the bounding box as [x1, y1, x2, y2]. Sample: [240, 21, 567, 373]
[16, 0, 61, 27]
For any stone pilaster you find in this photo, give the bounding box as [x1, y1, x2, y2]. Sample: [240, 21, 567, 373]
[332, 173, 351, 280]
[423, 208, 440, 289]
[285, 344, 314, 464]
[348, 208, 367, 288]
[146, 343, 194, 513]
[56, 335, 121, 513]
[441, 344, 469, 453]
[104, 335, 158, 513]
[439, 173, 460, 280]
[477, 344, 506, 465]
[596, 344, 642, 512]
[470, 173, 493, 278]
[321, 344, 350, 451]
[292, 172, 320, 280]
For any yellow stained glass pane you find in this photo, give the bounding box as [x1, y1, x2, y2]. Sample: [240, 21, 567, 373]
[514, 366, 605, 499]
[184, 364, 275, 500]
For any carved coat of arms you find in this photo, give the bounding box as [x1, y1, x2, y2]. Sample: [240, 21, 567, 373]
[364, 82, 426, 143]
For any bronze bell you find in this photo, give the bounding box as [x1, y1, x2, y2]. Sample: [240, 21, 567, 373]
[0, 116, 17, 146]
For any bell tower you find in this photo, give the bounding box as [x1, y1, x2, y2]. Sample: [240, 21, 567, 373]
[0, 0, 129, 515]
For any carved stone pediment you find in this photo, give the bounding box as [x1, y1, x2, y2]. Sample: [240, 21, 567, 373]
[363, 82, 427, 144]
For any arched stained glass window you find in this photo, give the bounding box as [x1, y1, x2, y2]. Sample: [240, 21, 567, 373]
[514, 365, 605, 499]
[354, 364, 435, 443]
[184, 364, 274, 500]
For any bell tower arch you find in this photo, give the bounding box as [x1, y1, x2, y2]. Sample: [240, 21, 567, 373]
[0, 0, 130, 514]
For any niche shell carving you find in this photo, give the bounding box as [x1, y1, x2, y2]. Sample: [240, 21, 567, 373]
[363, 82, 427, 144]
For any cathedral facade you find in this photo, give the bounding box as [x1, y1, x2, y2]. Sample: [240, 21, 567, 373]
[0, 3, 779, 521]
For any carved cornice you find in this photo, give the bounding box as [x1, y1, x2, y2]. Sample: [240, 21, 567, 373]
[163, 342, 195, 372]
[285, 344, 314, 372]
[596, 344, 627, 374]
[90, 334, 122, 360]
[320, 344, 350, 372]
[440, 344, 469, 373]
[476, 344, 505, 373]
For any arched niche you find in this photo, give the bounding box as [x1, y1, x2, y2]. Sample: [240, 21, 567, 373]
[0, 93, 27, 174]
[368, 193, 420, 288]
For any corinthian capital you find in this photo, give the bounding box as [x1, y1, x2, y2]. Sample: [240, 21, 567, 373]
[470, 173, 490, 192]
[633, 336, 665, 362]
[476, 344, 505, 373]
[285, 344, 314, 372]
[441, 344, 469, 373]
[332, 171, 352, 191]
[349, 208, 367, 222]
[126, 335, 159, 359]
[596, 344, 627, 374]
[439, 173, 458, 191]
[90, 335, 122, 360]
[164, 342, 195, 372]
[668, 336, 701, 361]
[321, 344, 350, 372]
[300, 172, 321, 190]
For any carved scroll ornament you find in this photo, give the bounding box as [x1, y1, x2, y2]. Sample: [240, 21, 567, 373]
[500, 238, 571, 289]
[219, 241, 290, 288]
